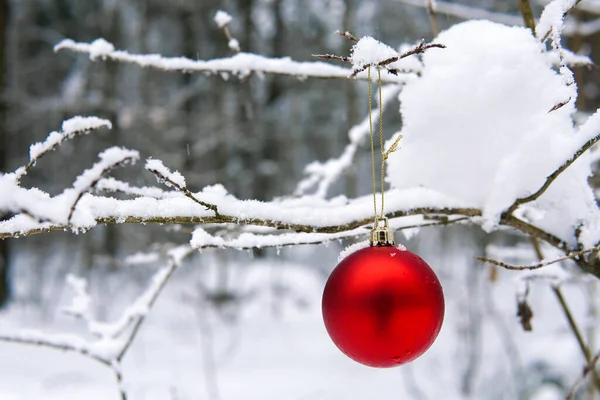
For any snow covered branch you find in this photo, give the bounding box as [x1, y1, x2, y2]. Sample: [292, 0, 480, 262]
[16, 116, 112, 181]
[53, 38, 412, 84]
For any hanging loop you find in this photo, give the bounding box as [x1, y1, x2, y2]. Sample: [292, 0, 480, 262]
[370, 217, 395, 246]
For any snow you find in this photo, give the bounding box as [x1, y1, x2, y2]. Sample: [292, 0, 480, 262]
[145, 158, 186, 188]
[0, 243, 593, 400]
[338, 240, 370, 261]
[63, 275, 92, 319]
[228, 38, 240, 52]
[385, 20, 598, 245]
[537, 0, 577, 40]
[191, 226, 367, 250]
[214, 10, 233, 28]
[54, 38, 413, 84]
[96, 177, 172, 199]
[350, 36, 398, 70]
[29, 116, 111, 162]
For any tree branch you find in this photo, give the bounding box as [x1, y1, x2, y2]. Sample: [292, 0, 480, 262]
[54, 38, 411, 84]
[518, 0, 537, 34]
[502, 131, 600, 219]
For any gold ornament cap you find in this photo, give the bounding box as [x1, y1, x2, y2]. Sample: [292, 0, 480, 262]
[370, 217, 395, 246]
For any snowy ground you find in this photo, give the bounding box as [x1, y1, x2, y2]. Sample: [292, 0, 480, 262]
[0, 232, 593, 400]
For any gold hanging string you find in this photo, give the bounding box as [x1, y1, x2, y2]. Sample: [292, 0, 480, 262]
[377, 66, 385, 219]
[367, 66, 378, 221]
[368, 65, 404, 224]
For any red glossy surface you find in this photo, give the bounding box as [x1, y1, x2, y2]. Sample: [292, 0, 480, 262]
[322, 246, 445, 367]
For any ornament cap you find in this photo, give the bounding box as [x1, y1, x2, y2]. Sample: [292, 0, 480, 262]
[370, 217, 395, 246]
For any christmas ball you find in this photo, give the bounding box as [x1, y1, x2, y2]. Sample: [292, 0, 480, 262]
[322, 245, 444, 367]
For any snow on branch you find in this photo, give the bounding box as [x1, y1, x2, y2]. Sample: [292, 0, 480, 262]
[96, 177, 174, 199]
[190, 226, 368, 250]
[315, 37, 444, 77]
[54, 38, 412, 84]
[17, 116, 111, 180]
[214, 10, 240, 52]
[64, 147, 139, 225]
[146, 158, 219, 214]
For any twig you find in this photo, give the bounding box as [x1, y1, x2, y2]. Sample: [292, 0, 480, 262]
[426, 0, 440, 36]
[568, 348, 600, 400]
[54, 39, 410, 84]
[502, 131, 600, 218]
[348, 41, 446, 78]
[0, 332, 110, 365]
[553, 286, 600, 391]
[0, 206, 482, 240]
[476, 246, 599, 271]
[530, 237, 600, 392]
[68, 154, 138, 225]
[116, 246, 193, 361]
[548, 97, 571, 113]
[312, 54, 351, 63]
[540, 0, 583, 42]
[335, 30, 359, 42]
[147, 167, 220, 216]
[111, 361, 127, 400]
[517, 0, 536, 35]
[16, 117, 112, 182]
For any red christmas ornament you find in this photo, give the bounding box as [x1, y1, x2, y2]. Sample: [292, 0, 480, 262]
[322, 223, 445, 367]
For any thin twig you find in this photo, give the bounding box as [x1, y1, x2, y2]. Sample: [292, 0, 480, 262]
[426, 0, 440, 36]
[349, 41, 446, 78]
[517, 0, 536, 35]
[312, 54, 351, 63]
[68, 155, 137, 225]
[530, 237, 600, 392]
[476, 246, 599, 271]
[116, 248, 192, 360]
[568, 349, 600, 400]
[503, 131, 600, 218]
[335, 30, 359, 42]
[0, 333, 110, 366]
[540, 0, 583, 42]
[147, 167, 220, 216]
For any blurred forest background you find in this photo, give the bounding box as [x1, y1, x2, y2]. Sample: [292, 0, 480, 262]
[3, 0, 600, 399]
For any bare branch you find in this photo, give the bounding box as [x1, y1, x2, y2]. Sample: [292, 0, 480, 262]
[568, 348, 600, 400]
[426, 0, 441, 37]
[335, 30, 359, 42]
[518, 0, 537, 34]
[312, 54, 351, 62]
